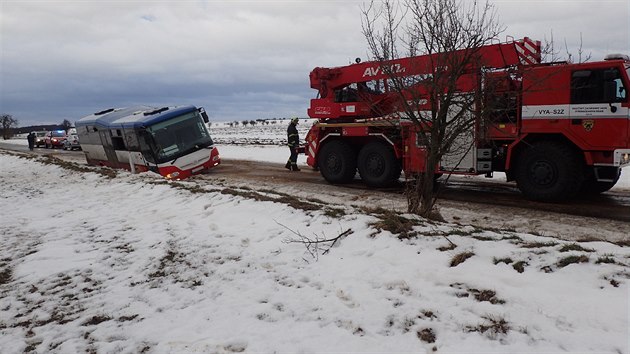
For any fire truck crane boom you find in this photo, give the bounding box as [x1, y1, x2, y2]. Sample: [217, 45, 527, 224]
[309, 38, 540, 117]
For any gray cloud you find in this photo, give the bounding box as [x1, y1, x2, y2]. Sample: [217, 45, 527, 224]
[1, 0, 628, 126]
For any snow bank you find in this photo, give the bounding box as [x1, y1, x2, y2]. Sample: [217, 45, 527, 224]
[0, 153, 628, 353]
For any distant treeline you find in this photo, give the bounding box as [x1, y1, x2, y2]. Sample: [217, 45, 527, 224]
[11, 125, 67, 135]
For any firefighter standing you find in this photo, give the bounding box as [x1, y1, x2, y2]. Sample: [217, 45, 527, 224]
[285, 117, 301, 171]
[27, 132, 35, 151]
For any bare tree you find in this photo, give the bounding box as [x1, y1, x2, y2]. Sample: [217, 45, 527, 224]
[61, 119, 73, 131]
[361, 0, 504, 217]
[564, 32, 591, 63]
[541, 30, 591, 63]
[540, 30, 561, 62]
[1, 114, 19, 140]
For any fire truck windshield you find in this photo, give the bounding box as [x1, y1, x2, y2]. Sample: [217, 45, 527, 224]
[145, 111, 213, 164]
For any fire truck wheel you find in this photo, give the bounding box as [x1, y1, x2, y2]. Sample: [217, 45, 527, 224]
[581, 168, 621, 195]
[318, 140, 357, 184]
[514, 141, 584, 201]
[358, 142, 401, 187]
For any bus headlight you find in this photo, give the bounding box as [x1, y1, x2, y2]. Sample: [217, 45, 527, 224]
[166, 171, 180, 179]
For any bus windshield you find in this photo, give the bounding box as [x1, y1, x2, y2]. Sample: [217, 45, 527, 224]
[146, 110, 214, 164]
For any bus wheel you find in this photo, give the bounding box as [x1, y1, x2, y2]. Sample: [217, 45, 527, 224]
[318, 140, 357, 184]
[358, 142, 401, 187]
[514, 141, 584, 201]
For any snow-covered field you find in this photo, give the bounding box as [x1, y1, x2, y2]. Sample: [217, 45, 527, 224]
[1, 124, 629, 353]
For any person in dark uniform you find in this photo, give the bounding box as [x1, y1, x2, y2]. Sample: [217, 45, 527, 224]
[285, 117, 301, 171]
[27, 132, 35, 151]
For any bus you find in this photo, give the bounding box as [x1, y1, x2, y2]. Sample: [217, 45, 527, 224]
[75, 105, 220, 179]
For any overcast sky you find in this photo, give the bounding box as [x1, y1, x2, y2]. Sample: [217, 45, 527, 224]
[1, 0, 628, 126]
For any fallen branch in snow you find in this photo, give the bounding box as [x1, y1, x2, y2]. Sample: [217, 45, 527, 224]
[277, 222, 353, 260]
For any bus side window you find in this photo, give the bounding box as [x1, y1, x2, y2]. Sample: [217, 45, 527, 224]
[111, 136, 125, 150]
[110, 129, 126, 150]
[124, 129, 140, 151]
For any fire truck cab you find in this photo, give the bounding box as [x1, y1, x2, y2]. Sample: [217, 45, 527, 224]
[514, 54, 630, 198]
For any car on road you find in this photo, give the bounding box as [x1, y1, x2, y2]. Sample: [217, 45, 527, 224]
[44, 130, 67, 149]
[63, 132, 81, 150]
[32, 131, 48, 147]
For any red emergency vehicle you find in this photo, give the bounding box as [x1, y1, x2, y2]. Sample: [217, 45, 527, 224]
[304, 38, 630, 200]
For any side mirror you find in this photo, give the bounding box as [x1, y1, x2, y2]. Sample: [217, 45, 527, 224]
[198, 107, 209, 123]
[604, 81, 618, 102]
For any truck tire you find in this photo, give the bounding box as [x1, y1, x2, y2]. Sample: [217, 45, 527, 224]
[357, 142, 401, 187]
[581, 168, 620, 195]
[318, 140, 357, 184]
[514, 141, 584, 201]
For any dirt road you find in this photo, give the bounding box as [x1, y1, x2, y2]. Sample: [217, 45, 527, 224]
[2, 141, 629, 244]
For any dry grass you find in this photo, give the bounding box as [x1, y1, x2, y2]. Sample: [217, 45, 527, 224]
[369, 210, 420, 239]
[0, 266, 12, 285]
[556, 255, 589, 268]
[416, 328, 436, 343]
[493, 257, 513, 265]
[512, 261, 528, 273]
[451, 283, 505, 304]
[466, 315, 510, 339]
[437, 243, 457, 252]
[558, 243, 594, 253]
[450, 251, 475, 267]
[520, 241, 558, 249]
[470, 289, 505, 305]
[595, 256, 616, 264]
[81, 315, 112, 326]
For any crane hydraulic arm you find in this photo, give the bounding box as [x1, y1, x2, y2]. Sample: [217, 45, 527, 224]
[308, 37, 541, 120]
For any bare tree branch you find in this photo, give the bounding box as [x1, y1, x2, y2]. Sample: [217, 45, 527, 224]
[277, 221, 353, 260]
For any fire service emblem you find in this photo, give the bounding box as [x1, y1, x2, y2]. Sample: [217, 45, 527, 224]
[582, 120, 594, 132]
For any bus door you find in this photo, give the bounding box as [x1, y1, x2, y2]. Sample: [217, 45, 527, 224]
[137, 128, 159, 173]
[99, 129, 119, 166]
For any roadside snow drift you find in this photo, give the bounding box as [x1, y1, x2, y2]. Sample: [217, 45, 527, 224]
[0, 152, 628, 353]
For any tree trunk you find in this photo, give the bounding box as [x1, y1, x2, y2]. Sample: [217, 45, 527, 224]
[419, 170, 436, 217]
[406, 154, 438, 218]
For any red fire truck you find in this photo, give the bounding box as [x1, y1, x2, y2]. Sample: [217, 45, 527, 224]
[304, 38, 630, 201]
